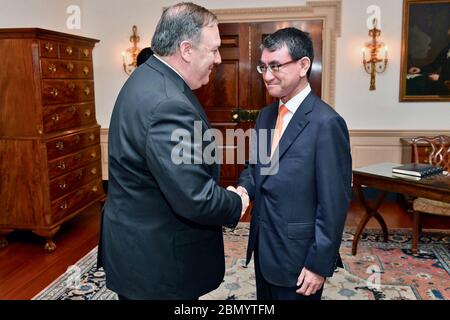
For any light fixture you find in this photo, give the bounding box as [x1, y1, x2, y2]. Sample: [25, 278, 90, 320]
[362, 18, 388, 90]
[122, 25, 141, 75]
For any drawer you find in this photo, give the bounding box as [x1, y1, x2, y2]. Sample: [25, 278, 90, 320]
[49, 161, 102, 200]
[50, 179, 104, 223]
[41, 80, 94, 105]
[40, 40, 58, 58]
[46, 128, 100, 160]
[59, 43, 79, 59]
[46, 127, 100, 160]
[43, 102, 96, 134]
[79, 46, 92, 60]
[41, 58, 93, 79]
[48, 145, 101, 179]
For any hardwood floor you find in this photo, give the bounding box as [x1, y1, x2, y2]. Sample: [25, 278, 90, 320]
[1, 199, 448, 300]
[0, 205, 101, 300]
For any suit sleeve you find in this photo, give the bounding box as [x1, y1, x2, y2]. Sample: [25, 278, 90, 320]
[237, 113, 262, 200]
[304, 115, 352, 277]
[237, 162, 255, 200]
[145, 99, 242, 227]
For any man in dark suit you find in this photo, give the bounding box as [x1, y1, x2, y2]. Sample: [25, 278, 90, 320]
[98, 2, 248, 300]
[236, 28, 352, 300]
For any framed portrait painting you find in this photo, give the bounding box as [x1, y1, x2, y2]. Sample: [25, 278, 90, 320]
[399, 0, 450, 101]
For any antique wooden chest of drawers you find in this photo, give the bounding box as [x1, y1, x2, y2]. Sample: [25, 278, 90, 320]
[0, 28, 105, 252]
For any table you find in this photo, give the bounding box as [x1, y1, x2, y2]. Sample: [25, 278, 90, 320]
[351, 162, 450, 255]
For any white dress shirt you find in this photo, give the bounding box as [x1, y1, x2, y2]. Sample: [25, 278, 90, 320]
[279, 84, 311, 135]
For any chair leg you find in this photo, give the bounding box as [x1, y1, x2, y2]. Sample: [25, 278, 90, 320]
[412, 211, 421, 254]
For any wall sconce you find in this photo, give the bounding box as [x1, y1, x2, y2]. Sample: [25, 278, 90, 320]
[122, 25, 141, 76]
[362, 18, 388, 90]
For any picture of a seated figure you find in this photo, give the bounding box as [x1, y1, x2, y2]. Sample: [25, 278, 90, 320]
[406, 27, 450, 96]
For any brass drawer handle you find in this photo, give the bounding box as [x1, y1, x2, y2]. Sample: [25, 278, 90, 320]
[74, 135, 80, 144]
[50, 88, 58, 97]
[77, 171, 83, 180]
[57, 161, 66, 170]
[74, 153, 82, 161]
[45, 42, 53, 53]
[59, 181, 67, 190]
[88, 133, 95, 141]
[60, 201, 68, 210]
[69, 105, 77, 113]
[55, 141, 64, 150]
[66, 63, 74, 72]
[90, 168, 97, 175]
[84, 86, 91, 96]
[83, 48, 90, 57]
[84, 109, 91, 117]
[92, 186, 98, 193]
[90, 152, 97, 159]
[83, 66, 89, 75]
[51, 113, 60, 123]
[66, 46, 73, 55]
[68, 82, 76, 91]
[48, 64, 57, 73]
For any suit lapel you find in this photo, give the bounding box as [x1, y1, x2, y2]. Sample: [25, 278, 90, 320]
[182, 84, 212, 129]
[259, 92, 316, 183]
[277, 92, 315, 159]
[263, 102, 279, 158]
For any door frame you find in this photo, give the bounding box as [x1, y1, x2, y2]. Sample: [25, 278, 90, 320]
[212, 0, 341, 107]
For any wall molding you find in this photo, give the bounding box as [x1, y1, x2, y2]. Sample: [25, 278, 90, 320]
[100, 128, 450, 179]
[350, 129, 450, 137]
[349, 130, 450, 169]
[212, 0, 341, 106]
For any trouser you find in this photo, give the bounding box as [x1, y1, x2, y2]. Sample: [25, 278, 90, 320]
[254, 248, 324, 300]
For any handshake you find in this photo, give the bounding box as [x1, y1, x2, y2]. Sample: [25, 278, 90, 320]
[227, 186, 250, 218]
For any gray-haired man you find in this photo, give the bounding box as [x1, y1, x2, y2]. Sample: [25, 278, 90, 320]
[98, 2, 248, 300]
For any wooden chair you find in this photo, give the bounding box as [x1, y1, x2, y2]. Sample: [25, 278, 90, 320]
[411, 135, 450, 253]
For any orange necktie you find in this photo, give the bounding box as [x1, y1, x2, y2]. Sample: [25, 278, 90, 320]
[270, 104, 289, 158]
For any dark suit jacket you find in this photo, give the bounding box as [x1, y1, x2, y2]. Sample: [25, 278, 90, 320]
[238, 91, 352, 287]
[98, 56, 242, 299]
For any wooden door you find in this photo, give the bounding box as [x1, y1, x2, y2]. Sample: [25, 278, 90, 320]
[194, 23, 250, 188]
[195, 20, 323, 188]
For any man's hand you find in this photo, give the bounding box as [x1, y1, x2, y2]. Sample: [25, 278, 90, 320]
[236, 186, 248, 197]
[428, 73, 440, 81]
[227, 186, 249, 217]
[296, 267, 325, 296]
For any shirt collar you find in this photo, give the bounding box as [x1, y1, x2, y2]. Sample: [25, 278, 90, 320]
[153, 54, 185, 82]
[279, 84, 311, 114]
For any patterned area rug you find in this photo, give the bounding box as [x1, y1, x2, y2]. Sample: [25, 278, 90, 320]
[32, 224, 450, 300]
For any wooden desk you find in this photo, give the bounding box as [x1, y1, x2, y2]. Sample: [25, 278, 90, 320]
[352, 163, 450, 255]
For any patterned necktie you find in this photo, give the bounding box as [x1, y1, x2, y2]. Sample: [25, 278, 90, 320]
[270, 104, 289, 158]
